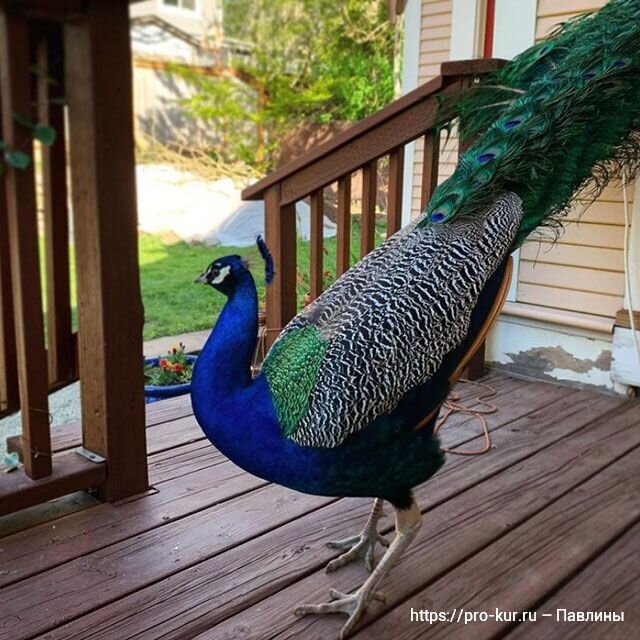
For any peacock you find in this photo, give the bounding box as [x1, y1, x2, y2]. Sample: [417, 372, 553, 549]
[191, 0, 640, 637]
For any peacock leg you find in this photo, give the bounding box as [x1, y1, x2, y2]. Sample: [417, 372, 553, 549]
[295, 498, 421, 639]
[325, 498, 390, 573]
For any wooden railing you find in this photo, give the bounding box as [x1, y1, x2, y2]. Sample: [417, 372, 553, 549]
[243, 60, 505, 369]
[0, 0, 148, 516]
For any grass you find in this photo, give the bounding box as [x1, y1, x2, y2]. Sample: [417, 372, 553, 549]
[138, 235, 261, 340]
[45, 216, 388, 342]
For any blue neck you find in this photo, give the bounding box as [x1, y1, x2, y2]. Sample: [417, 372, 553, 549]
[192, 272, 258, 413]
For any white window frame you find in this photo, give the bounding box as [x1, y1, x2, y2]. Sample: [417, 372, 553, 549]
[160, 0, 200, 16]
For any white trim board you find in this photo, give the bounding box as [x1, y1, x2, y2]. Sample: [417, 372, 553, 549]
[450, 0, 485, 60]
[401, 0, 422, 226]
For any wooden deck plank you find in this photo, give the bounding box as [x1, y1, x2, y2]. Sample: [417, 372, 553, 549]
[6, 414, 204, 461]
[360, 446, 640, 640]
[144, 415, 205, 455]
[148, 440, 224, 485]
[38, 389, 628, 640]
[0, 451, 105, 517]
[34, 497, 371, 640]
[0, 458, 266, 589]
[68, 396, 194, 452]
[6, 395, 195, 458]
[1, 375, 633, 640]
[0, 487, 335, 640]
[35, 374, 513, 457]
[145, 395, 194, 426]
[504, 522, 640, 639]
[192, 398, 636, 640]
[0, 375, 552, 589]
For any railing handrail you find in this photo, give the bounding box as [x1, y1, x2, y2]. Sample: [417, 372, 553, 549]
[242, 58, 506, 202]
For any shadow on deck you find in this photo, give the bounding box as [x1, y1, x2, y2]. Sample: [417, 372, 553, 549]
[0, 372, 638, 640]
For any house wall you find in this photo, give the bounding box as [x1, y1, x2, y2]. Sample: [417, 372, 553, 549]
[130, 0, 219, 37]
[407, 0, 637, 391]
[409, 0, 454, 217]
[518, 0, 630, 321]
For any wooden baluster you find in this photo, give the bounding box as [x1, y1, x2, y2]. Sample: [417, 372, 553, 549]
[65, 0, 147, 500]
[37, 30, 75, 389]
[264, 184, 297, 349]
[360, 160, 377, 257]
[0, 9, 52, 478]
[309, 189, 324, 301]
[0, 128, 18, 416]
[336, 175, 351, 276]
[421, 128, 441, 210]
[387, 147, 404, 237]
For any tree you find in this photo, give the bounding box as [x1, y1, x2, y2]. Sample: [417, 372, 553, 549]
[176, 0, 399, 171]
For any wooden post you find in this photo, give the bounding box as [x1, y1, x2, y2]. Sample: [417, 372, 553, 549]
[387, 147, 404, 237]
[0, 7, 52, 478]
[336, 176, 351, 276]
[264, 184, 297, 349]
[37, 29, 75, 388]
[309, 189, 324, 301]
[65, 0, 147, 501]
[360, 160, 377, 257]
[421, 128, 441, 210]
[0, 136, 19, 416]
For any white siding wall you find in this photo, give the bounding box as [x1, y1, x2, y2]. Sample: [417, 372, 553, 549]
[410, 0, 453, 218]
[516, 0, 631, 319]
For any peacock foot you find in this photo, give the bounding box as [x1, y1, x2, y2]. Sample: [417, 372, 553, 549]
[325, 530, 390, 573]
[325, 498, 389, 573]
[296, 497, 422, 639]
[294, 587, 386, 639]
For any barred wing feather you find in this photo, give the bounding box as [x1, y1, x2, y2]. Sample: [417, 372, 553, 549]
[262, 192, 523, 448]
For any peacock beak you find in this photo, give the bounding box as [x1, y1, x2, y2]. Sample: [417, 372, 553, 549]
[193, 272, 208, 284]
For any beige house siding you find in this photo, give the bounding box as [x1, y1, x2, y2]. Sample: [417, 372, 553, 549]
[411, 0, 453, 216]
[412, 0, 628, 319]
[130, 0, 218, 36]
[517, 0, 629, 318]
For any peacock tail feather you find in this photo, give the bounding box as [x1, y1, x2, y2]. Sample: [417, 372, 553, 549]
[424, 0, 640, 247]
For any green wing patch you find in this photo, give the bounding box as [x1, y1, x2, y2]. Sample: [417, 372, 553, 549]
[262, 325, 328, 436]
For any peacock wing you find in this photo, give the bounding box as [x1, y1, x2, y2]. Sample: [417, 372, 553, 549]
[262, 192, 523, 448]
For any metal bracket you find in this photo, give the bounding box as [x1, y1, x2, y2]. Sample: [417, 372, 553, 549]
[75, 447, 106, 464]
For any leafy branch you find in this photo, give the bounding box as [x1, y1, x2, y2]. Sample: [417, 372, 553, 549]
[0, 110, 57, 172]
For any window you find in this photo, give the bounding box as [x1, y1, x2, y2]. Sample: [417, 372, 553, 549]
[162, 0, 196, 11]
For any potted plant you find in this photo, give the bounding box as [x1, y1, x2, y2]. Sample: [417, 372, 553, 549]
[144, 343, 197, 404]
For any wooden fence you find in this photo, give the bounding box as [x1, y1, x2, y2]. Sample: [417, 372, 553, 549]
[242, 59, 505, 381]
[0, 0, 147, 516]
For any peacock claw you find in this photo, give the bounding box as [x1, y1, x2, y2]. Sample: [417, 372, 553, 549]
[294, 587, 386, 639]
[325, 530, 391, 573]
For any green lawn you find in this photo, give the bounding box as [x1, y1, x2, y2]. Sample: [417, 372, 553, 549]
[138, 235, 261, 340]
[51, 216, 387, 342]
[139, 216, 386, 340]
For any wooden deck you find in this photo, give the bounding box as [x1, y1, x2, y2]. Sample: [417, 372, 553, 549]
[0, 372, 638, 640]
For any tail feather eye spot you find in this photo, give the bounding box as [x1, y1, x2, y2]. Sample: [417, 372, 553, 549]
[477, 152, 497, 164]
[504, 119, 522, 130]
[430, 211, 447, 223]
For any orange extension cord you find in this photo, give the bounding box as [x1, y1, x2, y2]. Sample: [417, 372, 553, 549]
[434, 379, 498, 456]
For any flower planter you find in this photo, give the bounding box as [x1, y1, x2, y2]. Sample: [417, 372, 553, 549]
[144, 355, 198, 404]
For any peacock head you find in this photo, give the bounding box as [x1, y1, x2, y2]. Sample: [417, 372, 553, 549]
[193, 255, 248, 296]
